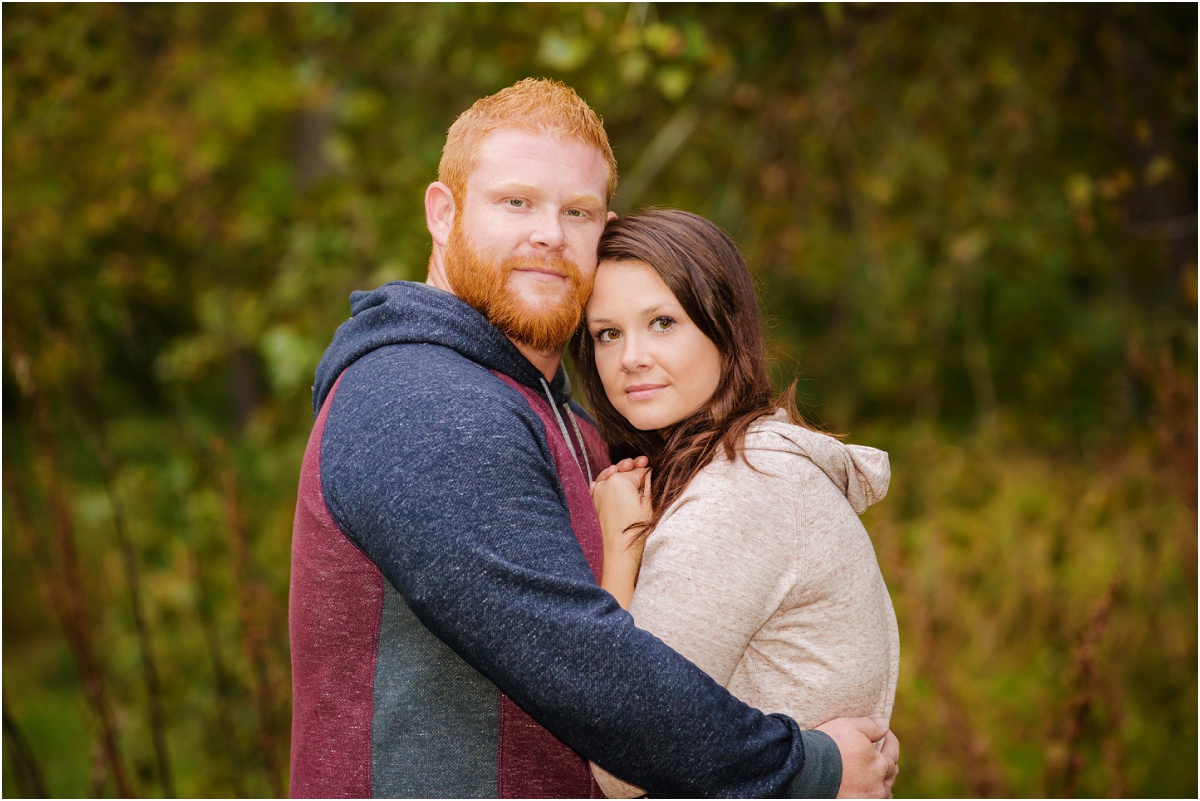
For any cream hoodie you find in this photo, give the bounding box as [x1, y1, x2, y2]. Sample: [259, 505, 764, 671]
[594, 411, 898, 798]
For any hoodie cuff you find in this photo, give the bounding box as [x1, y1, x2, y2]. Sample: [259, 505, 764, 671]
[787, 730, 842, 798]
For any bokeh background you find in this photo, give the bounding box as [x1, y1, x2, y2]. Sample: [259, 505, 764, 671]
[3, 3, 1196, 797]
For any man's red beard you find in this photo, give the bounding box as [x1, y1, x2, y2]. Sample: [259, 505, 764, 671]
[444, 222, 591, 353]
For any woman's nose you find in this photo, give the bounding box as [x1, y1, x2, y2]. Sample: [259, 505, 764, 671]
[619, 335, 652, 371]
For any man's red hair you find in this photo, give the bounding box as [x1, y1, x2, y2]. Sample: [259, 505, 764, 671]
[438, 78, 618, 205]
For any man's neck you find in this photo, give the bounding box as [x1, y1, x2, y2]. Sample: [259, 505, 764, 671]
[513, 341, 562, 383]
[426, 270, 563, 382]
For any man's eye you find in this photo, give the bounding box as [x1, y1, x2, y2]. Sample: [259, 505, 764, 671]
[650, 317, 676, 332]
[595, 328, 621, 343]
[507, 198, 526, 207]
[565, 208, 586, 218]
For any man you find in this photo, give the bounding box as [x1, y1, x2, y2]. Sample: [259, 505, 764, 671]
[289, 78, 899, 798]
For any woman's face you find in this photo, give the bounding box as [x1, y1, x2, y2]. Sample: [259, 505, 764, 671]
[585, 259, 722, 431]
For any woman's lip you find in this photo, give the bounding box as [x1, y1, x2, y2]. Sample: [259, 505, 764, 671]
[625, 384, 666, 400]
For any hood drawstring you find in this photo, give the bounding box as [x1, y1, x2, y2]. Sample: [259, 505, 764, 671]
[540, 377, 592, 480]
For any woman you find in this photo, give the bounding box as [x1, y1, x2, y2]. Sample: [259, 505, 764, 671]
[570, 209, 899, 798]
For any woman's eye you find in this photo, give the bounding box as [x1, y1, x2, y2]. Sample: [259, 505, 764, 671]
[650, 317, 676, 332]
[595, 328, 620, 343]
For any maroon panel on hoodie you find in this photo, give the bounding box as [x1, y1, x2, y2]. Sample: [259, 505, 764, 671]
[289, 375, 384, 798]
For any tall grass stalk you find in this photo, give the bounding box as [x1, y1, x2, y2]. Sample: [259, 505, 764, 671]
[7, 340, 133, 797]
[213, 437, 286, 797]
[86, 404, 176, 798]
[3, 664, 50, 795]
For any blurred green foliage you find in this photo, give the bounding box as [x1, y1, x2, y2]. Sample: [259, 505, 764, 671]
[3, 3, 1195, 797]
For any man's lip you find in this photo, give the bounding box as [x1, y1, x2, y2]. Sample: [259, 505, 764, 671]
[513, 266, 567, 279]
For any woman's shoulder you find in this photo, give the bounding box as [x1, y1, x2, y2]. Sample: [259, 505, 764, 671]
[743, 409, 842, 452]
[724, 409, 891, 514]
[669, 422, 798, 522]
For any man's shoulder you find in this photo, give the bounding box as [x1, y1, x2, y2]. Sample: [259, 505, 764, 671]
[320, 342, 546, 454]
[340, 342, 530, 408]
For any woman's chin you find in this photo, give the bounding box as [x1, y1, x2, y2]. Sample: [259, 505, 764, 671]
[623, 411, 678, 433]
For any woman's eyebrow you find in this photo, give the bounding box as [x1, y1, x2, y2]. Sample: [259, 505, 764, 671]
[588, 304, 667, 326]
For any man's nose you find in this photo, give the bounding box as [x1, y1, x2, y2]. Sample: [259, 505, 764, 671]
[530, 210, 566, 250]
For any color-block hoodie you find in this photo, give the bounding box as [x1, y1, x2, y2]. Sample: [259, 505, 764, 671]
[289, 281, 842, 798]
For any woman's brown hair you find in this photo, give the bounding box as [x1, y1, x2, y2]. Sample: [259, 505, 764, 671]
[571, 208, 814, 539]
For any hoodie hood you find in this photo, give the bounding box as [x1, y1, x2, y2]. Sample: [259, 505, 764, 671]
[312, 281, 574, 415]
[746, 410, 890, 514]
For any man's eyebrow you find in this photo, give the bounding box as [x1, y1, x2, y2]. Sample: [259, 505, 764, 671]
[490, 182, 540, 197]
[489, 182, 605, 208]
[566, 193, 606, 209]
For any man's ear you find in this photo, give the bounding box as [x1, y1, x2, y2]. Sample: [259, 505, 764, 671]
[426, 182, 456, 246]
[606, 210, 618, 222]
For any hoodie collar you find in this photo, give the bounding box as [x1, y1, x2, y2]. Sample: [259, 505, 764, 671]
[748, 410, 891, 514]
[312, 281, 574, 415]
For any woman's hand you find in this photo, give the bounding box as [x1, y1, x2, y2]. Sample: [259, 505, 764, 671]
[592, 467, 651, 547]
[591, 463, 651, 610]
[591, 455, 650, 485]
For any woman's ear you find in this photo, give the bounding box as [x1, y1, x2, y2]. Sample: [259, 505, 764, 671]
[425, 182, 456, 246]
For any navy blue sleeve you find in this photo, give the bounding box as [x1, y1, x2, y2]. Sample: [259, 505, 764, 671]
[321, 344, 836, 798]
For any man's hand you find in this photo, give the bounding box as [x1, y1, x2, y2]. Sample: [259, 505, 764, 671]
[815, 717, 899, 798]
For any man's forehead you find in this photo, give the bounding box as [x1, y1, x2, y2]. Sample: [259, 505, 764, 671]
[468, 128, 611, 197]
